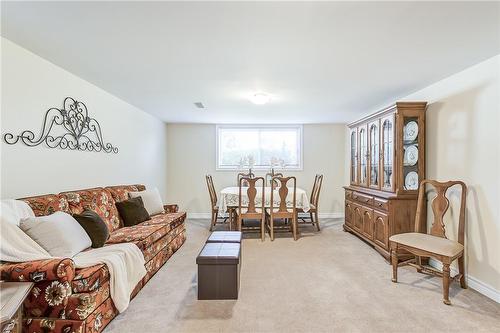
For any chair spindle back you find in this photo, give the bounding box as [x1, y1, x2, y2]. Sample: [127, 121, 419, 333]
[238, 176, 265, 215]
[415, 180, 467, 245]
[270, 176, 296, 213]
[310, 174, 323, 206]
[237, 169, 255, 185]
[205, 175, 217, 207]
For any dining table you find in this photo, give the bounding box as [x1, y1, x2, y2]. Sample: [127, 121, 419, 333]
[218, 186, 311, 217]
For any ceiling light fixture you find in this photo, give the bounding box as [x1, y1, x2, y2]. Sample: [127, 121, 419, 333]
[249, 92, 271, 105]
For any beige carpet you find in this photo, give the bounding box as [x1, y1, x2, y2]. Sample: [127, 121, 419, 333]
[105, 219, 500, 333]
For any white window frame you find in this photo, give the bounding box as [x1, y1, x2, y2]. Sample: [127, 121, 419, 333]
[216, 124, 303, 171]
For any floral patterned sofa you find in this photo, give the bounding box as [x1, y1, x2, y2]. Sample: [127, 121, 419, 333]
[0, 185, 186, 333]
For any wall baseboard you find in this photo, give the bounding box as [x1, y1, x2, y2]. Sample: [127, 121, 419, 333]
[429, 258, 499, 303]
[318, 213, 344, 219]
[187, 213, 212, 219]
[187, 212, 344, 219]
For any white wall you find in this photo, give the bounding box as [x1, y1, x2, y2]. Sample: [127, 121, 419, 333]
[399, 55, 500, 301]
[1, 38, 168, 199]
[166, 123, 346, 217]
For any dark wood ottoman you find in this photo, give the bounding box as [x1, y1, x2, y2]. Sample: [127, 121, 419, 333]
[206, 231, 242, 243]
[196, 242, 241, 300]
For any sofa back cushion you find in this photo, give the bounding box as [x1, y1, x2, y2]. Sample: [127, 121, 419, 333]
[60, 188, 121, 233]
[20, 194, 70, 217]
[105, 185, 146, 228]
[129, 188, 164, 216]
[105, 185, 146, 203]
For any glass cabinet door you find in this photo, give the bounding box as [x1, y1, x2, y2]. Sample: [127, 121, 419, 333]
[402, 115, 420, 191]
[350, 129, 358, 184]
[381, 116, 394, 191]
[359, 125, 368, 186]
[369, 121, 380, 188]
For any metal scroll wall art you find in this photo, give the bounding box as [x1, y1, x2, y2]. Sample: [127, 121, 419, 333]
[3, 97, 118, 153]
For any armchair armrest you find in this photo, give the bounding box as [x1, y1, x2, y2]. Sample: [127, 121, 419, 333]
[164, 204, 179, 213]
[0, 258, 75, 283]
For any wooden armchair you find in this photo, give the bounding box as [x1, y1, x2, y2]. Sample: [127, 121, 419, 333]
[206, 175, 228, 231]
[236, 176, 266, 241]
[389, 180, 467, 305]
[297, 174, 323, 231]
[266, 176, 298, 241]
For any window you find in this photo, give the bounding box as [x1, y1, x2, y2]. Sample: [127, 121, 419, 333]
[216, 125, 303, 170]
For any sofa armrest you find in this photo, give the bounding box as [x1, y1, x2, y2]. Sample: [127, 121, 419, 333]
[0, 258, 75, 283]
[164, 204, 179, 213]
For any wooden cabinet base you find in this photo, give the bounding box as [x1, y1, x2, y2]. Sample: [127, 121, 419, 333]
[343, 222, 422, 263]
[344, 186, 426, 262]
[344, 223, 391, 261]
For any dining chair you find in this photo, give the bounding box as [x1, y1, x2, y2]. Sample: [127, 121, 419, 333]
[266, 176, 298, 241]
[297, 174, 323, 231]
[237, 169, 255, 186]
[236, 176, 266, 241]
[205, 175, 228, 231]
[389, 180, 467, 305]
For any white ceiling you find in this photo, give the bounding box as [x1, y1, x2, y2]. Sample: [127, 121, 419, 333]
[2, 1, 499, 124]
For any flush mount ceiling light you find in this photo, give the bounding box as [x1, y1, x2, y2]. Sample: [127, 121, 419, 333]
[249, 92, 271, 105]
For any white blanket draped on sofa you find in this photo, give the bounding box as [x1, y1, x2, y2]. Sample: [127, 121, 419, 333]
[0, 199, 146, 313]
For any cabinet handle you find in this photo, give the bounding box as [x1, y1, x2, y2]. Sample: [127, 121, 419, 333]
[377, 202, 383, 206]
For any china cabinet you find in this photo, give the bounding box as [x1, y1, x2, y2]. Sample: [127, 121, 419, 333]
[344, 102, 427, 260]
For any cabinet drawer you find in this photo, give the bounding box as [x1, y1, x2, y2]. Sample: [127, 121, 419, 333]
[373, 198, 388, 211]
[352, 192, 374, 206]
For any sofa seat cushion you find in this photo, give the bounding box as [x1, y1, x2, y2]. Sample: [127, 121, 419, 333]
[60, 188, 121, 233]
[106, 224, 170, 252]
[72, 264, 110, 293]
[141, 223, 185, 262]
[141, 212, 186, 230]
[72, 213, 186, 291]
[141, 228, 186, 284]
